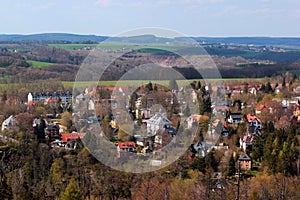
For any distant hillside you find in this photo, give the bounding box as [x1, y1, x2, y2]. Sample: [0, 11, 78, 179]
[1, 33, 300, 47]
[192, 37, 300, 47]
[0, 33, 108, 43]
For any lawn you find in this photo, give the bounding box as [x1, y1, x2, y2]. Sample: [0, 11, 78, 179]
[26, 60, 54, 68]
[63, 78, 266, 89]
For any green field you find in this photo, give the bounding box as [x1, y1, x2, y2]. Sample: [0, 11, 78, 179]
[27, 60, 54, 68]
[63, 78, 266, 89]
[48, 43, 189, 52]
[48, 44, 99, 50]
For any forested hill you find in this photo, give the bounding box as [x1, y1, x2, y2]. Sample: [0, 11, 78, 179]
[0, 33, 108, 43]
[193, 37, 300, 47]
[1, 33, 300, 46]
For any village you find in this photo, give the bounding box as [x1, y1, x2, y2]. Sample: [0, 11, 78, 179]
[1, 78, 300, 177]
[0, 76, 299, 199]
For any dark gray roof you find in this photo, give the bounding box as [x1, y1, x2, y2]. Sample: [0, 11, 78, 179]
[238, 153, 251, 161]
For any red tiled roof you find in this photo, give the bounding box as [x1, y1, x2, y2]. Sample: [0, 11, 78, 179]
[118, 141, 136, 149]
[246, 114, 262, 123]
[44, 97, 57, 103]
[61, 132, 86, 143]
[221, 120, 228, 128]
[28, 101, 38, 106]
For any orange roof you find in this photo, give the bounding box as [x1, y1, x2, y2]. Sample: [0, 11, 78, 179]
[247, 114, 262, 123]
[221, 120, 228, 128]
[61, 132, 86, 143]
[28, 101, 38, 106]
[118, 141, 136, 149]
[44, 97, 57, 103]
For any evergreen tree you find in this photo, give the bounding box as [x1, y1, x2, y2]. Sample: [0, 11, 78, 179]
[282, 77, 286, 88]
[190, 81, 196, 90]
[265, 82, 273, 93]
[146, 81, 153, 91]
[243, 82, 249, 94]
[196, 81, 201, 90]
[227, 154, 236, 176]
[60, 178, 83, 200]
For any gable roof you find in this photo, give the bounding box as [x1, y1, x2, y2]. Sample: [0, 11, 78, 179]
[61, 132, 86, 143]
[247, 114, 262, 123]
[238, 153, 251, 161]
[118, 141, 136, 149]
[230, 113, 242, 119]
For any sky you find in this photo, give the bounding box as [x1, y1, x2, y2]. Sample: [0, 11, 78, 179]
[0, 0, 299, 37]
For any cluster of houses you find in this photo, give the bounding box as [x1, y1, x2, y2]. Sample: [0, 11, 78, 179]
[116, 111, 177, 158]
[27, 91, 73, 105]
[5, 83, 300, 165]
[0, 112, 86, 150]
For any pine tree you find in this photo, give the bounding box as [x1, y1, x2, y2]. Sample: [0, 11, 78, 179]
[60, 178, 83, 200]
[282, 77, 286, 88]
[265, 82, 273, 93]
[146, 81, 153, 91]
[228, 154, 236, 176]
[196, 81, 201, 90]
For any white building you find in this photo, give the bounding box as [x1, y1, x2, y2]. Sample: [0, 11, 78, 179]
[146, 112, 173, 136]
[2, 115, 16, 131]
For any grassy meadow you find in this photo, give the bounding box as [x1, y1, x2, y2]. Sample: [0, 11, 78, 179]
[26, 60, 54, 68]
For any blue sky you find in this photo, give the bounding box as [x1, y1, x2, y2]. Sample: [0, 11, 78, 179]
[0, 0, 299, 37]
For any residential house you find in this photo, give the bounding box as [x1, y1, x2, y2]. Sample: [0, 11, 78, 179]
[238, 153, 252, 171]
[227, 113, 243, 124]
[214, 120, 229, 137]
[117, 141, 136, 158]
[146, 112, 175, 136]
[88, 99, 95, 111]
[61, 132, 86, 143]
[28, 91, 72, 105]
[246, 114, 262, 135]
[240, 135, 255, 151]
[1, 115, 16, 131]
[46, 124, 60, 139]
[140, 108, 151, 119]
[249, 87, 257, 95]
